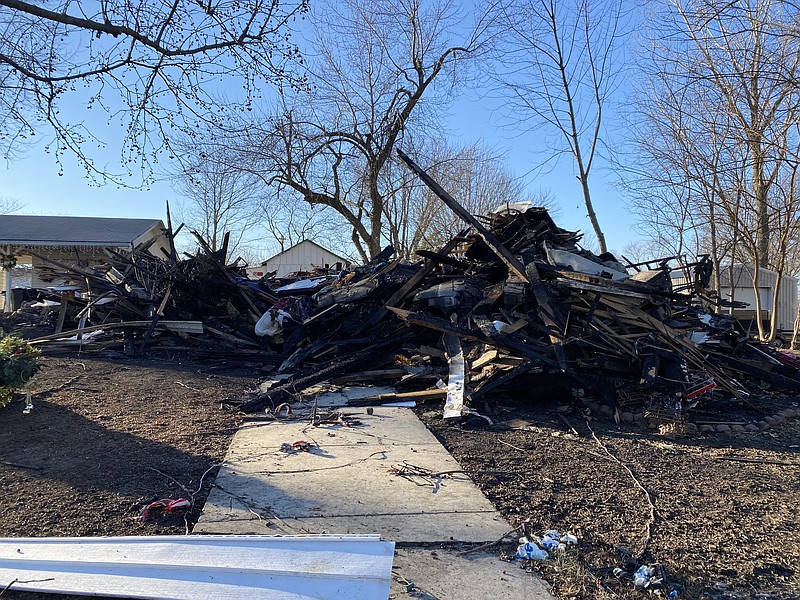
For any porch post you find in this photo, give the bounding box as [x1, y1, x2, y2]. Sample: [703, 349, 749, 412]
[1, 245, 14, 312]
[2, 268, 9, 312]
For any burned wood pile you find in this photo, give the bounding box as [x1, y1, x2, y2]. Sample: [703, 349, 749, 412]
[234, 152, 800, 420]
[10, 150, 800, 424]
[13, 231, 277, 354]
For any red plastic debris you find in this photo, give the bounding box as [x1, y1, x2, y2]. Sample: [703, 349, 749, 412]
[138, 498, 191, 522]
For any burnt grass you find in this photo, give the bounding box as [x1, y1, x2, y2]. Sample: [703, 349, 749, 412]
[0, 353, 798, 599]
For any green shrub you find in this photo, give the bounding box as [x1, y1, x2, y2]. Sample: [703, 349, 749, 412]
[0, 335, 40, 408]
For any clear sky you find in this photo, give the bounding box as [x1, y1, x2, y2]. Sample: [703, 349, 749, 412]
[0, 4, 639, 260]
[0, 98, 638, 257]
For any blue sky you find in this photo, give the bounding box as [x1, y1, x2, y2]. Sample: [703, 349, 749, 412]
[0, 96, 638, 257]
[0, 1, 639, 259]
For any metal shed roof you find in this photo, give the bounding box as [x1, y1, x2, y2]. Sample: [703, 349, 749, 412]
[0, 215, 163, 247]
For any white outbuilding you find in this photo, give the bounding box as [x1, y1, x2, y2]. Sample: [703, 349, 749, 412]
[247, 240, 351, 279]
[716, 263, 798, 333]
[673, 262, 798, 333]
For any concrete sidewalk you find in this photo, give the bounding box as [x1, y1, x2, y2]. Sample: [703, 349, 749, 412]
[195, 407, 553, 599]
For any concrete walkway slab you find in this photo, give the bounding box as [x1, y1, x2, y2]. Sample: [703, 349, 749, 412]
[390, 549, 553, 599]
[196, 408, 508, 543]
[195, 407, 555, 599]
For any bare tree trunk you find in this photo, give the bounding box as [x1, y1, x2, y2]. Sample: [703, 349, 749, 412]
[709, 200, 722, 296]
[579, 162, 607, 254]
[752, 144, 771, 268]
[492, 0, 620, 254]
[751, 264, 766, 341]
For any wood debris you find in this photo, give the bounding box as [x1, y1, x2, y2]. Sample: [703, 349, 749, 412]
[5, 153, 800, 424]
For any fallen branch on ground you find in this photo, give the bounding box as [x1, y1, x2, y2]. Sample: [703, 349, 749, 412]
[458, 527, 521, 556]
[587, 423, 656, 562]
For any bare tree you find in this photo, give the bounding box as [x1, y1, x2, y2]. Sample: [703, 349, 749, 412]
[259, 189, 350, 255]
[0, 0, 308, 179]
[628, 0, 800, 341]
[491, 0, 627, 253]
[658, 0, 800, 268]
[170, 141, 265, 256]
[0, 195, 23, 214]
[231, 0, 494, 262]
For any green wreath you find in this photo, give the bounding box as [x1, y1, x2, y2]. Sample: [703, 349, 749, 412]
[0, 335, 40, 408]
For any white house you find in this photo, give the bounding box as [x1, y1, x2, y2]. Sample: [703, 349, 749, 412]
[1, 215, 169, 311]
[247, 240, 351, 279]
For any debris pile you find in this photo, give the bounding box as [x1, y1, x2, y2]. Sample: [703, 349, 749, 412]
[6, 231, 277, 354]
[235, 152, 800, 420]
[6, 151, 800, 423]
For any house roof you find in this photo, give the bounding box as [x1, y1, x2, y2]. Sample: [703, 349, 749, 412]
[0, 215, 164, 248]
[259, 239, 351, 266]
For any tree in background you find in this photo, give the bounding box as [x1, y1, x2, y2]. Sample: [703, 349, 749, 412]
[665, 0, 800, 269]
[170, 141, 264, 256]
[258, 189, 353, 260]
[628, 0, 800, 340]
[0, 195, 23, 214]
[490, 0, 627, 254]
[0, 0, 308, 179]
[397, 141, 542, 254]
[230, 0, 494, 262]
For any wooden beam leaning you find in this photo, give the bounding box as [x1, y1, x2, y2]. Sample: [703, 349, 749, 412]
[396, 149, 530, 283]
[138, 284, 173, 353]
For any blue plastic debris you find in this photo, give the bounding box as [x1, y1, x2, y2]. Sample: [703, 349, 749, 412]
[515, 542, 548, 561]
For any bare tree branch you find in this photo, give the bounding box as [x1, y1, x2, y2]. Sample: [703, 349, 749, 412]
[0, 0, 308, 181]
[225, 0, 492, 261]
[490, 0, 628, 253]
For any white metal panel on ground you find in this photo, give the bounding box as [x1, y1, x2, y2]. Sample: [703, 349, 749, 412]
[0, 534, 394, 599]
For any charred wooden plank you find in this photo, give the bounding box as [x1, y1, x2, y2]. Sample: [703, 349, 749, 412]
[415, 249, 470, 270]
[28, 320, 204, 344]
[138, 284, 173, 353]
[397, 149, 529, 282]
[239, 343, 396, 412]
[706, 351, 800, 393]
[469, 361, 539, 400]
[353, 230, 469, 335]
[346, 388, 448, 406]
[388, 306, 561, 371]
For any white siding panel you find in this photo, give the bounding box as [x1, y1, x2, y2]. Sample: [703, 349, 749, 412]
[0, 534, 394, 600]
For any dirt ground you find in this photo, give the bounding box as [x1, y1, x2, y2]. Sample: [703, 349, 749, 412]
[1, 349, 799, 600]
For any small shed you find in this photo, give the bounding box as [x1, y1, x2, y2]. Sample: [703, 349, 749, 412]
[1, 215, 168, 311]
[717, 263, 798, 332]
[673, 263, 798, 332]
[247, 240, 351, 279]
